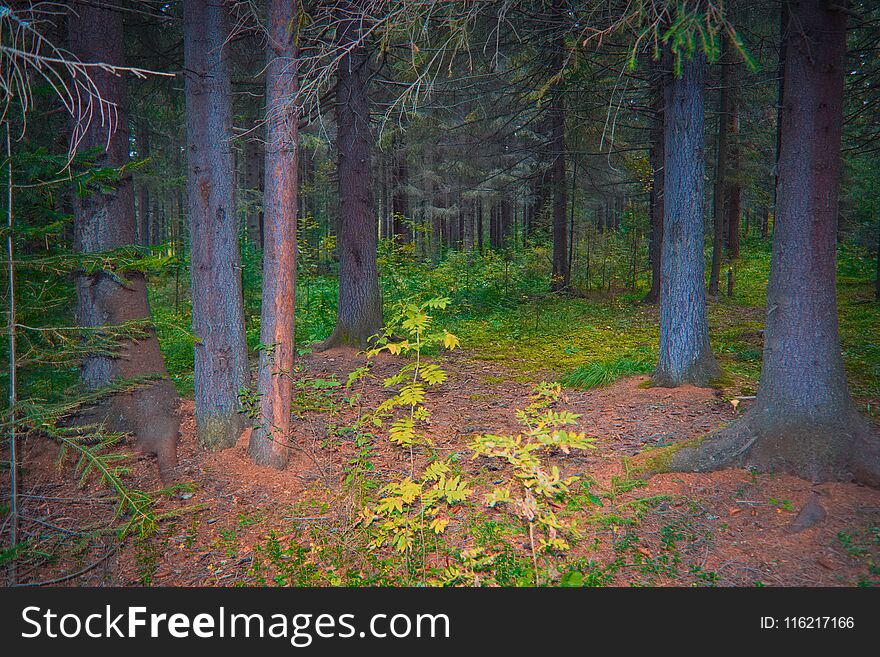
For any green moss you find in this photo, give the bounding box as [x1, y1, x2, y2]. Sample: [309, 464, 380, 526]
[197, 415, 242, 450]
[626, 437, 706, 476]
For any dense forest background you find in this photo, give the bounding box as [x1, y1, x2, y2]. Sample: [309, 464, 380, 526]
[1, 0, 879, 587]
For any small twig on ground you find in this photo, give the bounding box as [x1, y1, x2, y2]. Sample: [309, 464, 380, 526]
[13, 547, 117, 587]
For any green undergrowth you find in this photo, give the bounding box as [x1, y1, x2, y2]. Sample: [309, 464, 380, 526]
[143, 236, 878, 411]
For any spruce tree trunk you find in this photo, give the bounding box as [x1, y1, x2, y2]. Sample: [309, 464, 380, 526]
[549, 2, 568, 292]
[137, 124, 151, 246]
[392, 137, 410, 242]
[184, 0, 248, 449]
[248, 0, 299, 469]
[709, 46, 730, 298]
[643, 56, 666, 304]
[69, 1, 179, 481]
[672, 0, 879, 486]
[321, 1, 383, 349]
[653, 51, 720, 387]
[725, 62, 742, 260]
[243, 119, 263, 251]
[876, 214, 880, 301]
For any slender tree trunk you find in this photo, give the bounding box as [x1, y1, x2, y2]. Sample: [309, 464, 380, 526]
[392, 135, 409, 241]
[773, 0, 788, 213]
[725, 59, 742, 260]
[709, 44, 730, 298]
[875, 210, 880, 301]
[653, 50, 720, 387]
[69, 1, 179, 481]
[477, 197, 484, 253]
[249, 0, 299, 469]
[643, 55, 666, 304]
[549, 2, 568, 291]
[184, 0, 248, 449]
[568, 153, 576, 279]
[500, 198, 513, 248]
[673, 0, 879, 486]
[463, 197, 475, 251]
[321, 1, 383, 349]
[243, 119, 263, 250]
[137, 123, 151, 246]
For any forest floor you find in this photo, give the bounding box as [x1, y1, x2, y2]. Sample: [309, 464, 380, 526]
[7, 344, 880, 588]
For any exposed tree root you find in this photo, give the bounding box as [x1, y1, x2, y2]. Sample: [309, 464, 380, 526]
[670, 410, 880, 488]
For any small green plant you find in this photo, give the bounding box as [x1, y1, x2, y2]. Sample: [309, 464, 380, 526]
[358, 296, 460, 467]
[247, 531, 319, 587]
[360, 459, 472, 554]
[470, 382, 596, 583]
[768, 497, 793, 512]
[351, 296, 471, 583]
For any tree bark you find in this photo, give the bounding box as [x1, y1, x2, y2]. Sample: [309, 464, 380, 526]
[243, 119, 263, 250]
[321, 0, 383, 349]
[391, 134, 410, 242]
[69, 1, 179, 481]
[653, 50, 720, 387]
[672, 0, 880, 486]
[248, 0, 299, 469]
[549, 0, 568, 291]
[709, 43, 730, 298]
[184, 0, 248, 449]
[643, 55, 666, 304]
[725, 60, 742, 260]
[137, 123, 151, 246]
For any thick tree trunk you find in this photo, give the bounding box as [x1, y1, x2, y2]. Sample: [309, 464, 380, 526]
[672, 0, 879, 486]
[184, 0, 248, 449]
[69, 1, 179, 481]
[653, 51, 720, 387]
[321, 1, 383, 349]
[248, 0, 299, 470]
[643, 56, 666, 304]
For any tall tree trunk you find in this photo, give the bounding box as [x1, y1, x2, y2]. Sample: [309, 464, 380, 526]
[725, 60, 742, 260]
[773, 0, 787, 213]
[709, 43, 730, 298]
[500, 198, 513, 248]
[653, 50, 720, 387]
[477, 197, 484, 252]
[673, 0, 879, 486]
[549, 1, 568, 291]
[69, 1, 179, 481]
[321, 1, 383, 349]
[876, 211, 880, 301]
[184, 0, 248, 449]
[137, 123, 151, 246]
[463, 197, 475, 251]
[249, 0, 299, 469]
[392, 135, 409, 242]
[243, 119, 263, 250]
[643, 55, 666, 304]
